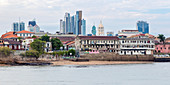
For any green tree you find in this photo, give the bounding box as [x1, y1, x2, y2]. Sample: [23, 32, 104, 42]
[40, 34, 50, 42]
[32, 35, 37, 38]
[51, 38, 63, 50]
[68, 49, 75, 56]
[158, 34, 166, 43]
[30, 39, 46, 54]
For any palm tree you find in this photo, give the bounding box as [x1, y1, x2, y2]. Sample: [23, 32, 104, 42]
[158, 34, 165, 43]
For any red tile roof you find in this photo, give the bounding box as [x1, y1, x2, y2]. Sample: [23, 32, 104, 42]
[16, 30, 34, 34]
[78, 36, 119, 40]
[1, 31, 14, 38]
[3, 34, 18, 39]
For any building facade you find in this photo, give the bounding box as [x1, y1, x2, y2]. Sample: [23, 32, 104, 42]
[81, 19, 86, 36]
[75, 36, 120, 53]
[107, 32, 114, 36]
[13, 22, 25, 32]
[16, 30, 34, 38]
[117, 30, 142, 38]
[60, 19, 64, 33]
[98, 21, 104, 36]
[136, 21, 149, 34]
[28, 20, 40, 33]
[0, 39, 22, 50]
[119, 37, 155, 55]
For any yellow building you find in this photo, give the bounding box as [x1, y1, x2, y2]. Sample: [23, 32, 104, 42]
[98, 21, 104, 36]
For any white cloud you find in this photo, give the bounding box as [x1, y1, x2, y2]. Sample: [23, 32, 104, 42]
[0, 0, 170, 37]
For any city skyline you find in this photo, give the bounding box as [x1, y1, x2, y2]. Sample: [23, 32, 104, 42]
[0, 0, 170, 37]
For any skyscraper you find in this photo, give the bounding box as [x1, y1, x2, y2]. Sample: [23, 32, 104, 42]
[13, 22, 25, 32]
[91, 25, 96, 36]
[98, 21, 104, 36]
[64, 13, 71, 33]
[81, 19, 86, 36]
[60, 19, 64, 33]
[13, 22, 19, 32]
[19, 22, 25, 31]
[60, 10, 85, 35]
[136, 21, 149, 34]
[28, 20, 40, 33]
[76, 11, 82, 35]
[70, 16, 75, 34]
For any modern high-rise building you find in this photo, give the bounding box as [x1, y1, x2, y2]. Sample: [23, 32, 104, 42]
[13, 22, 25, 32]
[28, 20, 40, 33]
[98, 21, 104, 36]
[91, 25, 96, 36]
[136, 21, 149, 34]
[71, 16, 75, 34]
[81, 19, 86, 36]
[107, 32, 114, 36]
[64, 13, 71, 33]
[13, 22, 19, 32]
[60, 10, 85, 35]
[78, 11, 82, 35]
[19, 22, 25, 31]
[60, 19, 64, 33]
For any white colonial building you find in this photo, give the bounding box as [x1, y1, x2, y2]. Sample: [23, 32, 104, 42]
[118, 37, 155, 55]
[75, 36, 120, 53]
[16, 30, 34, 38]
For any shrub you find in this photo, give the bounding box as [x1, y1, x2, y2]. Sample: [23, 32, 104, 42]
[0, 47, 12, 57]
[25, 50, 39, 58]
[68, 49, 75, 56]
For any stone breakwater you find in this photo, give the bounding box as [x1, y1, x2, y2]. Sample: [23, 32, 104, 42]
[80, 53, 154, 61]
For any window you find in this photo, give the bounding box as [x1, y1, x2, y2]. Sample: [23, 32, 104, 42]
[122, 40, 124, 43]
[23, 34, 25, 36]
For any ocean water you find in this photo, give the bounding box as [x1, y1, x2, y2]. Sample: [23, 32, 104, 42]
[0, 63, 170, 85]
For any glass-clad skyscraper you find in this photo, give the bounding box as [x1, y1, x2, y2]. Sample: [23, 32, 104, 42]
[81, 19, 86, 36]
[13, 22, 25, 32]
[92, 25, 96, 36]
[19, 22, 25, 31]
[60, 10, 85, 35]
[136, 21, 149, 34]
[13, 22, 19, 32]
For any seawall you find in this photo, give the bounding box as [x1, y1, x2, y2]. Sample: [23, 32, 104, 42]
[80, 52, 154, 61]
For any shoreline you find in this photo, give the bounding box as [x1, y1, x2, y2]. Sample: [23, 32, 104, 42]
[0, 60, 153, 66]
[51, 60, 153, 66]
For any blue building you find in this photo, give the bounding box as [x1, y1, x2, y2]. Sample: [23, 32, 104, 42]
[64, 13, 71, 33]
[19, 22, 25, 31]
[107, 32, 114, 36]
[137, 21, 149, 34]
[13, 22, 19, 32]
[81, 19, 86, 36]
[13, 22, 25, 32]
[60, 11, 85, 35]
[91, 25, 96, 36]
[28, 20, 40, 33]
[71, 16, 75, 34]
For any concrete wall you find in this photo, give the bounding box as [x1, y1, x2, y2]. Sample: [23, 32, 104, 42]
[80, 52, 154, 61]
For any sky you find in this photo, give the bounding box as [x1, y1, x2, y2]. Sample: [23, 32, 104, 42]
[0, 0, 170, 37]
